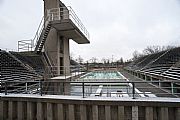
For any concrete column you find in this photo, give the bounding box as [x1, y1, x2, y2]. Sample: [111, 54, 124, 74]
[47, 103, 53, 120]
[175, 108, 180, 120]
[57, 34, 60, 76]
[132, 106, 138, 120]
[118, 106, 124, 120]
[0, 101, 3, 119]
[145, 107, 153, 120]
[68, 104, 75, 120]
[57, 104, 64, 120]
[37, 102, 44, 120]
[63, 37, 70, 75]
[105, 106, 111, 120]
[0, 101, 8, 120]
[92, 105, 98, 120]
[8, 101, 15, 120]
[80, 105, 87, 120]
[18, 102, 24, 120]
[27, 102, 34, 120]
[160, 107, 168, 120]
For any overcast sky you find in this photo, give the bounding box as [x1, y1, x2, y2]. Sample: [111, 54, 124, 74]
[1, 0, 180, 62]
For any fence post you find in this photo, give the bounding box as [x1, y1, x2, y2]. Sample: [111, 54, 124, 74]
[82, 82, 85, 98]
[132, 82, 135, 99]
[39, 80, 42, 96]
[25, 82, 28, 94]
[5, 81, 7, 95]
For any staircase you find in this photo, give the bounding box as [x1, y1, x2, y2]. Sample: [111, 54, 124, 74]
[34, 23, 51, 53]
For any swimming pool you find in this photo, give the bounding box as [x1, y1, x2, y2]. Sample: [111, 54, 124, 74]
[70, 71, 133, 97]
[80, 71, 125, 80]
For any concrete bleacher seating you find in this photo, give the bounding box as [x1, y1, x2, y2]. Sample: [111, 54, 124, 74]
[10, 51, 45, 75]
[126, 47, 180, 81]
[0, 50, 42, 82]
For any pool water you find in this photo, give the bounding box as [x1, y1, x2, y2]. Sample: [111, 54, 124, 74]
[81, 71, 124, 79]
[70, 71, 131, 97]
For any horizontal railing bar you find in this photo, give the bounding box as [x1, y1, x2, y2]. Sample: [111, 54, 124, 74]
[1, 80, 180, 83]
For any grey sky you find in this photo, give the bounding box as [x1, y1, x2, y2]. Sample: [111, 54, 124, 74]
[1, 0, 180, 61]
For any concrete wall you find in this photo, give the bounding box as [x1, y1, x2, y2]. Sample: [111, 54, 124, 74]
[44, 0, 71, 75]
[0, 94, 180, 120]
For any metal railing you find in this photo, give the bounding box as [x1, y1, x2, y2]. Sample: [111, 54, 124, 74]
[18, 6, 89, 52]
[47, 7, 90, 40]
[18, 40, 33, 52]
[44, 65, 86, 79]
[1, 80, 180, 99]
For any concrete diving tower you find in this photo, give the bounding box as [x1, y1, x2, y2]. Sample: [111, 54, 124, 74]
[30, 0, 90, 77]
[48, 7, 90, 44]
[35, 5, 90, 53]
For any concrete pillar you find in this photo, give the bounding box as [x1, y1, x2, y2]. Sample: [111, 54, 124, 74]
[132, 106, 138, 120]
[105, 106, 111, 120]
[118, 106, 124, 120]
[18, 102, 24, 120]
[63, 37, 70, 75]
[37, 102, 44, 120]
[27, 102, 34, 120]
[175, 108, 180, 120]
[160, 107, 168, 120]
[0, 101, 8, 120]
[145, 107, 153, 120]
[68, 104, 75, 120]
[80, 105, 87, 120]
[0, 101, 3, 119]
[47, 103, 53, 120]
[57, 104, 64, 120]
[8, 101, 14, 120]
[92, 105, 98, 120]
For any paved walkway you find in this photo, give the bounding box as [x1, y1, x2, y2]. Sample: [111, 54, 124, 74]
[120, 70, 177, 98]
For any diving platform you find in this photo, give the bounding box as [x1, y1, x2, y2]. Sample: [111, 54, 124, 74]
[47, 7, 90, 44]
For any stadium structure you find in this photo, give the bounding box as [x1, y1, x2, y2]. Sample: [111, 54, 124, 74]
[0, 0, 180, 120]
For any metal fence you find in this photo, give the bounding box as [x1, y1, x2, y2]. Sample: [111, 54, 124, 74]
[0, 80, 180, 99]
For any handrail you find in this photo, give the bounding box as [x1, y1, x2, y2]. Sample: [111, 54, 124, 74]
[48, 7, 90, 40]
[1, 80, 180, 98]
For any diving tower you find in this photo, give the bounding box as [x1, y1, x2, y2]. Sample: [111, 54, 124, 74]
[18, 0, 90, 76]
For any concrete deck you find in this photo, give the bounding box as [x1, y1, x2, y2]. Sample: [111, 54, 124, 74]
[120, 70, 177, 97]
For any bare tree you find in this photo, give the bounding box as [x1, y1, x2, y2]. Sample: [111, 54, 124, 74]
[132, 50, 141, 60]
[76, 55, 84, 64]
[90, 57, 98, 63]
[143, 46, 161, 55]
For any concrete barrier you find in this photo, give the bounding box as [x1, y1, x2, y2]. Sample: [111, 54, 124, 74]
[0, 94, 180, 120]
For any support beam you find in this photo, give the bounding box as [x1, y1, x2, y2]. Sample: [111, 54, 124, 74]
[145, 107, 153, 120]
[18, 102, 24, 120]
[37, 102, 44, 120]
[68, 104, 75, 120]
[92, 105, 98, 120]
[105, 106, 111, 120]
[175, 108, 180, 120]
[80, 105, 87, 120]
[8, 101, 14, 120]
[27, 102, 34, 120]
[118, 106, 124, 120]
[47, 103, 53, 120]
[57, 104, 64, 120]
[132, 106, 138, 120]
[160, 107, 168, 120]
